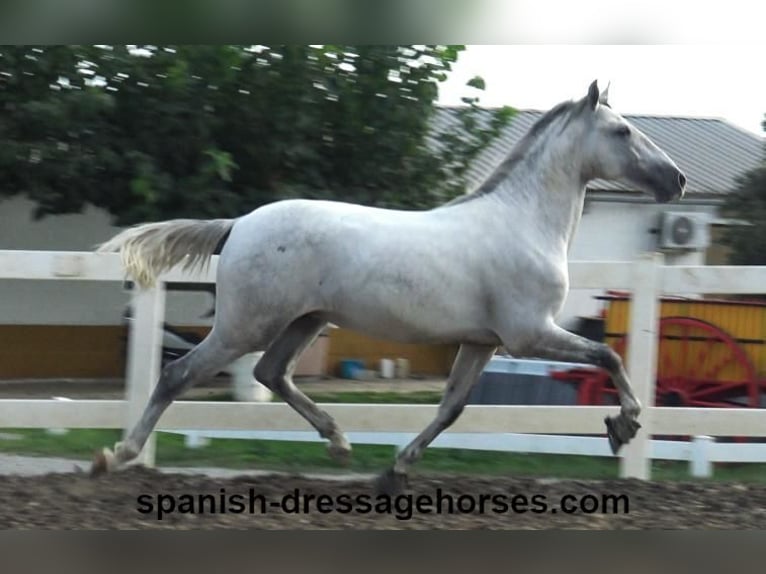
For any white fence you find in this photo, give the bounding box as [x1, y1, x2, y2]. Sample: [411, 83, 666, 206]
[1, 249, 766, 480]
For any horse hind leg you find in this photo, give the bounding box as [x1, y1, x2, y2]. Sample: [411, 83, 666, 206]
[375, 343, 496, 495]
[91, 331, 247, 475]
[254, 313, 352, 464]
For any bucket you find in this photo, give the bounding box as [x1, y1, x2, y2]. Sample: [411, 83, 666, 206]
[379, 358, 395, 379]
[339, 359, 365, 379]
[395, 358, 410, 378]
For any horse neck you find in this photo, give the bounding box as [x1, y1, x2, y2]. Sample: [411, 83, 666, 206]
[489, 140, 588, 254]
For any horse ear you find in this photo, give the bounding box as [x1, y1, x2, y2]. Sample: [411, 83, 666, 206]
[587, 80, 599, 110]
[599, 81, 611, 105]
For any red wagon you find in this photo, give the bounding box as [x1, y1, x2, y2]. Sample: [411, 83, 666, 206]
[552, 293, 766, 410]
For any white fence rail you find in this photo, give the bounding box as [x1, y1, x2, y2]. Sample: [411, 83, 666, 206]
[1, 250, 766, 479]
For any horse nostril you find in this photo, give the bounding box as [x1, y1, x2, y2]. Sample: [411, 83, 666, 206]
[678, 172, 687, 189]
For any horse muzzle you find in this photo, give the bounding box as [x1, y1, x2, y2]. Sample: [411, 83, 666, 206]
[654, 167, 686, 203]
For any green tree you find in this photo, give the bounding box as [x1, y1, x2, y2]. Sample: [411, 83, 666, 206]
[719, 115, 766, 264]
[0, 45, 513, 225]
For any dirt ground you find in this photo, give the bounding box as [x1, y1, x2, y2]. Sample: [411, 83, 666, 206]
[1, 466, 764, 529]
[2, 378, 764, 529]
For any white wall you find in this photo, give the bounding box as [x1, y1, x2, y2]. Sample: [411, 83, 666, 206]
[0, 196, 214, 326]
[558, 198, 717, 328]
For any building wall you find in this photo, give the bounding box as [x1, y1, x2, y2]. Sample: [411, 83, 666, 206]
[0, 196, 216, 326]
[557, 198, 717, 328]
[0, 323, 457, 379]
[325, 329, 458, 377]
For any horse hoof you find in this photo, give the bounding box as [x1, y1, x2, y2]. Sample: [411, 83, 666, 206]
[374, 468, 408, 496]
[90, 447, 116, 477]
[605, 418, 623, 454]
[327, 442, 352, 466]
[604, 415, 641, 455]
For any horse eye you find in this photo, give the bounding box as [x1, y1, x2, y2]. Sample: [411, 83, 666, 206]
[614, 125, 631, 137]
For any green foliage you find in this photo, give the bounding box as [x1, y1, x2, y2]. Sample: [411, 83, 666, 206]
[0, 45, 513, 225]
[719, 116, 766, 265]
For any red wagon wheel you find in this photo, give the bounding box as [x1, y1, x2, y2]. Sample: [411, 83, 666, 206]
[596, 316, 761, 408]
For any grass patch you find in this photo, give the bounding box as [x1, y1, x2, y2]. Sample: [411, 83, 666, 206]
[0, 427, 622, 478]
[3, 428, 766, 482]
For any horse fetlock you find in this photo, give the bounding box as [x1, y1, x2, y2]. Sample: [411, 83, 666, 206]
[620, 397, 642, 419]
[114, 440, 140, 463]
[392, 446, 421, 477]
[89, 447, 117, 477]
[317, 413, 343, 439]
[327, 439, 352, 465]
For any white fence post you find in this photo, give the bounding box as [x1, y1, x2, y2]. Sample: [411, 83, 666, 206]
[124, 283, 166, 467]
[620, 252, 663, 479]
[690, 435, 714, 478]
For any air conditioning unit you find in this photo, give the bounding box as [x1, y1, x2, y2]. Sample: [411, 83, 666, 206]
[658, 212, 710, 251]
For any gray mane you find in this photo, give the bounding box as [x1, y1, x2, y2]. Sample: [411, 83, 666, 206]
[445, 99, 583, 206]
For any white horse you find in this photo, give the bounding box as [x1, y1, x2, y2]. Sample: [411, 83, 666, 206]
[91, 81, 685, 493]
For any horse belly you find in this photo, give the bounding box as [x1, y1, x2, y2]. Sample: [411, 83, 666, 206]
[326, 286, 497, 345]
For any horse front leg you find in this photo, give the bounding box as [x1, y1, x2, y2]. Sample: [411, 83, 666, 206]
[374, 343, 496, 495]
[512, 323, 641, 454]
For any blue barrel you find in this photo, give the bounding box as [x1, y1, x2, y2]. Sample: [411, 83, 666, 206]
[339, 359, 365, 379]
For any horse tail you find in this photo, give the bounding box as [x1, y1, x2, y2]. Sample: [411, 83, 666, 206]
[96, 218, 237, 288]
